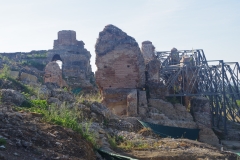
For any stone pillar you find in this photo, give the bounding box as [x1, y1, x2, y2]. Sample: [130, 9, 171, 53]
[138, 90, 148, 116]
[141, 41, 156, 65]
[95, 24, 146, 116]
[146, 59, 160, 82]
[127, 90, 138, 116]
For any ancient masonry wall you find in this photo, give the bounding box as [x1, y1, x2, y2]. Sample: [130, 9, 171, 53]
[0, 30, 94, 90]
[95, 24, 146, 116]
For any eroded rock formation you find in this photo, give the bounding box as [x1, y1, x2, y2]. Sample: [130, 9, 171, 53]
[95, 25, 146, 115]
[148, 99, 197, 129]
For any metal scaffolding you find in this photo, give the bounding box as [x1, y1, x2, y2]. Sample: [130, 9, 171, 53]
[156, 49, 240, 133]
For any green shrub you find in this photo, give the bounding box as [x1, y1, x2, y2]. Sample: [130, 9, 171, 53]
[21, 61, 45, 71]
[16, 101, 97, 148]
[0, 64, 10, 79]
[0, 138, 6, 145]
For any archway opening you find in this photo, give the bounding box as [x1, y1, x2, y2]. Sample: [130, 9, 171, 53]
[52, 54, 63, 69]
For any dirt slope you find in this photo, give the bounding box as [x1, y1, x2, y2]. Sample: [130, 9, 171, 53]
[0, 105, 96, 160]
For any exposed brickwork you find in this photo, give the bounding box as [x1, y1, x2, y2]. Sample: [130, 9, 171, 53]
[47, 30, 94, 89]
[95, 25, 145, 90]
[95, 25, 146, 116]
[141, 41, 156, 65]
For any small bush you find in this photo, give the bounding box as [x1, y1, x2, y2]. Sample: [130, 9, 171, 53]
[17, 101, 97, 148]
[0, 64, 10, 79]
[76, 92, 102, 104]
[0, 138, 6, 145]
[21, 61, 45, 71]
[107, 135, 124, 149]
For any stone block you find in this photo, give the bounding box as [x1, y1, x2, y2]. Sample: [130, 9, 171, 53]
[102, 88, 134, 116]
[191, 97, 219, 146]
[9, 71, 19, 79]
[141, 41, 156, 64]
[20, 72, 38, 83]
[127, 89, 138, 116]
[138, 91, 148, 108]
[139, 107, 148, 116]
[146, 59, 161, 82]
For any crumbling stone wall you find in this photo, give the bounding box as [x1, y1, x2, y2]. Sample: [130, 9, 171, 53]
[95, 25, 145, 90]
[95, 25, 146, 116]
[0, 31, 94, 90]
[141, 41, 156, 65]
[54, 30, 77, 47]
[44, 61, 67, 87]
[46, 30, 94, 89]
[140, 41, 167, 99]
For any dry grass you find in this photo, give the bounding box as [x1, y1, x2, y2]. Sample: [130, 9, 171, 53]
[76, 92, 102, 104]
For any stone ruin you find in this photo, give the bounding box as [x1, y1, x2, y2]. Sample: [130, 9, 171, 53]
[44, 61, 67, 87]
[0, 30, 94, 91]
[95, 25, 146, 116]
[95, 24, 219, 146]
[0, 25, 220, 146]
[45, 30, 94, 90]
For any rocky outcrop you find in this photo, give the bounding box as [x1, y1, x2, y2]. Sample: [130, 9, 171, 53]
[191, 97, 219, 146]
[148, 99, 197, 129]
[95, 25, 146, 116]
[0, 89, 25, 106]
[9, 71, 19, 79]
[20, 72, 38, 83]
[44, 61, 67, 87]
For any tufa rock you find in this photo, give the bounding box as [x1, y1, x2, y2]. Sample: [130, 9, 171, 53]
[20, 72, 38, 83]
[191, 96, 219, 146]
[0, 89, 25, 106]
[38, 85, 51, 99]
[44, 61, 67, 87]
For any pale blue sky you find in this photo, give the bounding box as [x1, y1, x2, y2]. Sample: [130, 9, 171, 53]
[0, 0, 239, 71]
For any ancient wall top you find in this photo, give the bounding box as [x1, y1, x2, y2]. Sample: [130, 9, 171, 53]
[53, 30, 84, 49]
[141, 40, 156, 64]
[95, 24, 145, 89]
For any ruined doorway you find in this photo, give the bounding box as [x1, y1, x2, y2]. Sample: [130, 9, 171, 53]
[51, 54, 63, 69]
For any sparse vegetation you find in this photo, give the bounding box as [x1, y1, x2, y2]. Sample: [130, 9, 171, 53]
[21, 60, 45, 70]
[76, 92, 102, 104]
[118, 140, 159, 150]
[0, 64, 10, 79]
[17, 99, 98, 148]
[0, 138, 6, 145]
[107, 134, 124, 149]
[166, 96, 180, 104]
